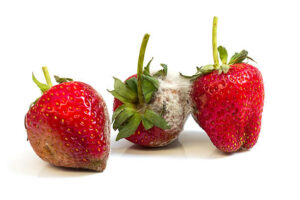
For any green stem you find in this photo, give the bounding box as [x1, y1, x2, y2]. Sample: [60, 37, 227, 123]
[42, 66, 52, 87]
[137, 33, 150, 106]
[212, 16, 219, 68]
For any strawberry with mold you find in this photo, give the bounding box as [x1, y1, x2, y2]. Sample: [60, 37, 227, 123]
[109, 34, 190, 147]
[181, 17, 264, 152]
[25, 67, 110, 171]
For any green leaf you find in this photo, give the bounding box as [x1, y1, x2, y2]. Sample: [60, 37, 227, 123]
[144, 109, 170, 130]
[125, 77, 138, 93]
[113, 77, 137, 102]
[54, 75, 73, 84]
[116, 113, 142, 141]
[143, 57, 153, 76]
[246, 56, 256, 63]
[220, 64, 230, 73]
[112, 105, 125, 122]
[180, 65, 215, 81]
[200, 64, 215, 74]
[143, 75, 159, 88]
[218, 46, 228, 64]
[32, 73, 50, 93]
[113, 107, 135, 130]
[153, 63, 168, 78]
[107, 90, 133, 104]
[142, 117, 154, 130]
[179, 72, 202, 80]
[142, 79, 156, 103]
[141, 75, 159, 103]
[228, 50, 248, 64]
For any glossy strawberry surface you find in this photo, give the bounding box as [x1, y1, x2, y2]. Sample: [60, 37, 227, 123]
[191, 63, 264, 152]
[25, 81, 110, 171]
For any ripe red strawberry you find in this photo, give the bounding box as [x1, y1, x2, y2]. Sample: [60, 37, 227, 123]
[109, 34, 190, 147]
[25, 67, 110, 171]
[181, 17, 264, 152]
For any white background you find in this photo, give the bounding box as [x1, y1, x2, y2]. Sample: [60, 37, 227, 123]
[1, 0, 299, 199]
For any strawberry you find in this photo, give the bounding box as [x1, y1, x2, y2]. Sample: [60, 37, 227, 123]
[25, 67, 110, 171]
[109, 34, 190, 147]
[181, 17, 264, 152]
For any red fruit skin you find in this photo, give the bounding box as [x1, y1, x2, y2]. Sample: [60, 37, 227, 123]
[191, 63, 264, 152]
[25, 81, 110, 171]
[113, 75, 184, 147]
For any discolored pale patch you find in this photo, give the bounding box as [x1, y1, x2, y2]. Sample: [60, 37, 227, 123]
[25, 81, 110, 171]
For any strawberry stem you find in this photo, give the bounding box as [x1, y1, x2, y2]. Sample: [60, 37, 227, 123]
[212, 16, 219, 68]
[42, 66, 52, 87]
[137, 33, 150, 106]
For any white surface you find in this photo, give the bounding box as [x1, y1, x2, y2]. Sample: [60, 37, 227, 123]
[1, 0, 299, 199]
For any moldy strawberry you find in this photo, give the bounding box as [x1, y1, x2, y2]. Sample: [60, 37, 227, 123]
[109, 34, 190, 147]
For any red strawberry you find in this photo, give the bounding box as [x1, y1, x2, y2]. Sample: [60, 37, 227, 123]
[25, 67, 110, 171]
[109, 34, 190, 147]
[181, 17, 264, 152]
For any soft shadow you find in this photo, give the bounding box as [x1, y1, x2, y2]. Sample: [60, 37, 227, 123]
[179, 131, 228, 159]
[37, 164, 96, 178]
[124, 139, 186, 157]
[111, 130, 229, 159]
[8, 149, 96, 177]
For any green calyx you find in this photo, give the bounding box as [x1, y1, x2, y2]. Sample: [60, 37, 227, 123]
[108, 33, 170, 141]
[180, 16, 255, 80]
[30, 66, 73, 108]
[54, 75, 73, 84]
